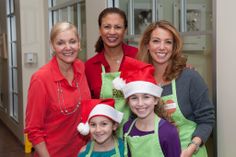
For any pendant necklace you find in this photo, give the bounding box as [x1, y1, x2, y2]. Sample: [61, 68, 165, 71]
[104, 52, 123, 65]
[156, 77, 165, 87]
[57, 81, 81, 115]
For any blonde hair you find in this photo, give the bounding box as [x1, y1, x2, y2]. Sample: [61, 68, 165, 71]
[50, 22, 79, 43]
[137, 20, 187, 81]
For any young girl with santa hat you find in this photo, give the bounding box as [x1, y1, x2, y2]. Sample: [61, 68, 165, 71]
[77, 98, 124, 157]
[112, 57, 181, 157]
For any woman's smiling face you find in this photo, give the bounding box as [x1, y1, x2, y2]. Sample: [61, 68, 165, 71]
[52, 29, 80, 65]
[99, 13, 126, 49]
[147, 27, 174, 66]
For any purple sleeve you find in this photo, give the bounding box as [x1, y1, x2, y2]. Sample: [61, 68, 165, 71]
[123, 119, 132, 135]
[159, 119, 181, 157]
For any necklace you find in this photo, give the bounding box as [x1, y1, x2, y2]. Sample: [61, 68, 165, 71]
[158, 80, 170, 87]
[155, 75, 166, 87]
[104, 52, 123, 65]
[158, 82, 163, 87]
[57, 81, 81, 115]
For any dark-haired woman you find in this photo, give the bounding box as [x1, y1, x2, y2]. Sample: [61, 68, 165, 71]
[85, 8, 138, 137]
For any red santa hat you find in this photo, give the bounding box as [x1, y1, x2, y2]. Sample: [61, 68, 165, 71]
[113, 57, 163, 98]
[77, 98, 123, 135]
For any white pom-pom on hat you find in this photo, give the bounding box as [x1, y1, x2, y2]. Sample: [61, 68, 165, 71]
[112, 77, 126, 90]
[77, 122, 89, 135]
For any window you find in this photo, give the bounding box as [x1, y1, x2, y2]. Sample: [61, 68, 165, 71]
[6, 0, 19, 121]
[48, 0, 87, 61]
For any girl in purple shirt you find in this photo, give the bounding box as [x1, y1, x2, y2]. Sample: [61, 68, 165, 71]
[123, 116, 180, 157]
[113, 57, 181, 157]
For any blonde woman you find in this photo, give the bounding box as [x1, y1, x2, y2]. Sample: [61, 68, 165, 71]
[25, 22, 91, 157]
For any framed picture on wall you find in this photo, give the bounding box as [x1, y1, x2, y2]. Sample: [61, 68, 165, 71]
[128, 1, 153, 35]
[134, 9, 152, 34]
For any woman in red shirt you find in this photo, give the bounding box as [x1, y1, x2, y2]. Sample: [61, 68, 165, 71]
[25, 22, 91, 157]
[85, 7, 138, 99]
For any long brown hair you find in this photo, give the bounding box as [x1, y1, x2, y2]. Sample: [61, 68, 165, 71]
[127, 96, 174, 124]
[154, 98, 174, 124]
[95, 7, 128, 52]
[137, 20, 187, 81]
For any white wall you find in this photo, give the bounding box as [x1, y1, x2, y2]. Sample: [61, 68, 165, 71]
[85, 0, 107, 59]
[20, 0, 47, 134]
[216, 0, 236, 156]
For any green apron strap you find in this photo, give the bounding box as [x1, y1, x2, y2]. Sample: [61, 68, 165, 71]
[86, 141, 94, 157]
[114, 138, 121, 157]
[124, 119, 137, 157]
[101, 64, 106, 73]
[126, 119, 137, 135]
[165, 80, 208, 157]
[171, 80, 177, 98]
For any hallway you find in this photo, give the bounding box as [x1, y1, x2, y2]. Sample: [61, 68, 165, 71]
[0, 120, 33, 157]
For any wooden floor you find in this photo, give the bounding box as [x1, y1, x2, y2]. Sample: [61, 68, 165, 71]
[0, 120, 33, 157]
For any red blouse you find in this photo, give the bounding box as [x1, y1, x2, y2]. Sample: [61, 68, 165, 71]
[85, 43, 138, 98]
[25, 56, 91, 157]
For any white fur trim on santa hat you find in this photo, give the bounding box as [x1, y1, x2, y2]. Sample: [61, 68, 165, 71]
[89, 104, 123, 124]
[123, 81, 163, 98]
[77, 104, 124, 136]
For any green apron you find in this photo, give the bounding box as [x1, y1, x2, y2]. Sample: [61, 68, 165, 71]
[124, 115, 164, 157]
[86, 138, 121, 157]
[161, 80, 208, 157]
[100, 65, 131, 138]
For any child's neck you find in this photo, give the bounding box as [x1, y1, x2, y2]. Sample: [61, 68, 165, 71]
[136, 113, 155, 131]
[93, 136, 115, 151]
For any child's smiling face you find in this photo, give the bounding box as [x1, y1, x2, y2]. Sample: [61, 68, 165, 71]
[128, 93, 158, 119]
[89, 116, 118, 145]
